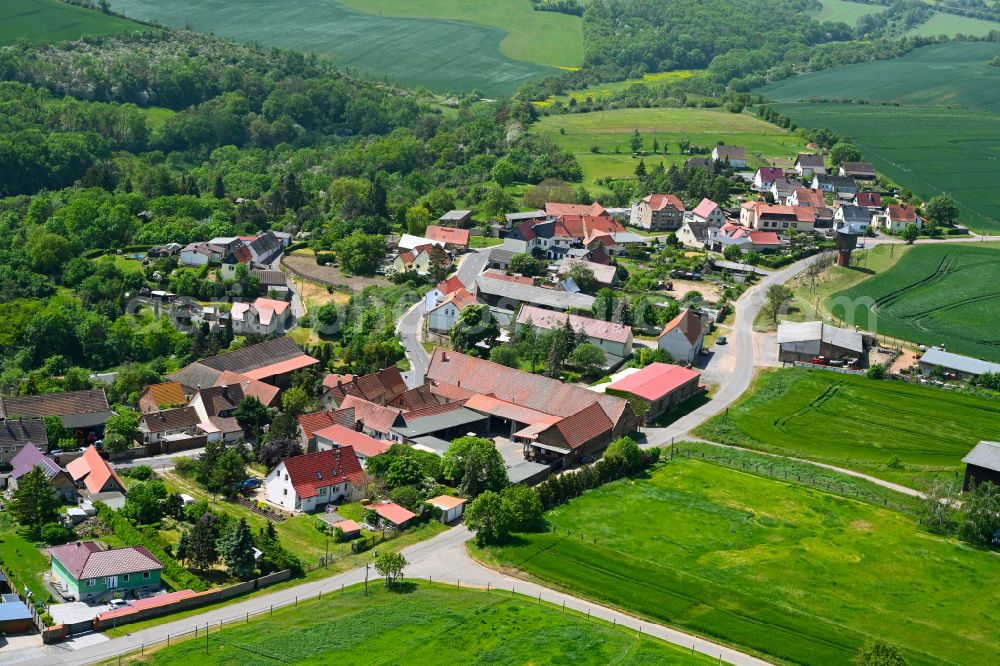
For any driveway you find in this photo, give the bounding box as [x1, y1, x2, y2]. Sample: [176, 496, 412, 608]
[397, 301, 430, 388]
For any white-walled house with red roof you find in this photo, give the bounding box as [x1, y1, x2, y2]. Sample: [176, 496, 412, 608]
[264, 447, 365, 512]
[657, 310, 708, 365]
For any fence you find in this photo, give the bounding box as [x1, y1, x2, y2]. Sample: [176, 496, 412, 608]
[279, 256, 354, 293]
[234, 497, 287, 522]
[791, 361, 865, 376]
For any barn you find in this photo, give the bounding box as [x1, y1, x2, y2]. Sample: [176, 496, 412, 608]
[777, 321, 866, 364]
[961, 440, 1000, 492]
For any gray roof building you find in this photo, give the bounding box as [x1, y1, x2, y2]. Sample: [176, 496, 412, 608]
[918, 348, 1000, 378]
[474, 275, 595, 312]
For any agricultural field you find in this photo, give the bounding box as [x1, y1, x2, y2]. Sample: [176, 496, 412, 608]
[696, 368, 1000, 488]
[829, 243, 1000, 361]
[0, 0, 150, 45]
[135, 583, 710, 665]
[532, 107, 806, 189]
[758, 42, 1000, 112]
[768, 102, 1000, 233]
[810, 0, 886, 25]
[532, 70, 706, 107]
[107, 0, 553, 96]
[906, 11, 1000, 37]
[477, 457, 1000, 666]
[336, 0, 583, 69]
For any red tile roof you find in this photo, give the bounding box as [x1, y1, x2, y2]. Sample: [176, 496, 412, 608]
[481, 269, 533, 285]
[658, 310, 705, 345]
[464, 394, 561, 426]
[367, 501, 416, 526]
[755, 167, 784, 182]
[887, 203, 917, 222]
[691, 198, 720, 219]
[545, 201, 607, 218]
[554, 214, 624, 240]
[333, 519, 362, 534]
[66, 445, 125, 495]
[140, 382, 186, 411]
[281, 447, 364, 499]
[855, 192, 882, 208]
[313, 424, 391, 458]
[793, 188, 825, 208]
[516, 305, 632, 344]
[214, 371, 281, 408]
[241, 355, 319, 381]
[538, 402, 613, 450]
[642, 193, 685, 212]
[339, 395, 403, 435]
[48, 542, 162, 580]
[298, 410, 355, 441]
[424, 225, 470, 246]
[435, 275, 465, 296]
[607, 363, 701, 401]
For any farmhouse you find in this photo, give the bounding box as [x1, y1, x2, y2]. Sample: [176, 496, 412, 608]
[230, 297, 293, 336]
[605, 363, 703, 421]
[917, 348, 1000, 380]
[424, 225, 470, 251]
[776, 321, 866, 364]
[0, 389, 112, 447]
[169, 337, 319, 392]
[437, 209, 473, 227]
[313, 424, 391, 464]
[961, 440, 1000, 491]
[794, 153, 826, 176]
[426, 288, 478, 334]
[752, 167, 784, 192]
[812, 174, 858, 196]
[137, 407, 201, 445]
[474, 274, 595, 312]
[264, 447, 364, 512]
[657, 309, 707, 364]
[0, 418, 47, 468]
[48, 542, 163, 602]
[711, 145, 747, 168]
[187, 384, 245, 442]
[67, 445, 127, 497]
[321, 366, 408, 410]
[427, 495, 467, 523]
[630, 193, 686, 231]
[515, 305, 633, 360]
[10, 443, 77, 502]
[839, 162, 877, 180]
[138, 382, 187, 414]
[877, 203, 923, 232]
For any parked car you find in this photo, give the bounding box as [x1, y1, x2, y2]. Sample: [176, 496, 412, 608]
[237, 478, 262, 493]
[108, 598, 129, 610]
[715, 336, 727, 345]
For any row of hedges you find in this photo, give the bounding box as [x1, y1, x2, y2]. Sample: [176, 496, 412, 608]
[95, 503, 208, 592]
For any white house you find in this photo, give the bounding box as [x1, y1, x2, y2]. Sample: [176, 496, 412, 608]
[711, 146, 747, 169]
[657, 309, 707, 364]
[264, 447, 364, 513]
[426, 288, 478, 334]
[424, 275, 465, 313]
[752, 167, 784, 192]
[793, 154, 826, 177]
[688, 198, 726, 226]
[427, 495, 467, 523]
[179, 243, 213, 267]
[876, 203, 923, 232]
[137, 407, 201, 445]
[230, 297, 292, 336]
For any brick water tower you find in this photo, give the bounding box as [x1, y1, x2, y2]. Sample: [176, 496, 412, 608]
[833, 217, 868, 267]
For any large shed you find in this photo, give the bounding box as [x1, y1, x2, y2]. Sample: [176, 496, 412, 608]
[961, 440, 1000, 492]
[777, 321, 865, 364]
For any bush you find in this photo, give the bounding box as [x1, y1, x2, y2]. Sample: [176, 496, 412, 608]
[39, 613, 54, 627]
[121, 465, 155, 480]
[40, 522, 75, 546]
[174, 457, 199, 477]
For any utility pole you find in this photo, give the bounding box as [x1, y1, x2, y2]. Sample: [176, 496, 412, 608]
[324, 537, 329, 568]
[365, 562, 370, 595]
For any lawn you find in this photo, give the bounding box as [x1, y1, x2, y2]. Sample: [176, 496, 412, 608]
[906, 11, 1000, 37]
[532, 107, 805, 189]
[336, 0, 582, 69]
[0, 522, 51, 602]
[107, 0, 554, 96]
[695, 367, 1000, 489]
[476, 458, 1000, 666]
[829, 243, 1000, 361]
[768, 102, 1000, 233]
[811, 0, 886, 24]
[533, 70, 706, 108]
[757, 42, 1000, 113]
[0, 0, 150, 45]
[127, 582, 710, 665]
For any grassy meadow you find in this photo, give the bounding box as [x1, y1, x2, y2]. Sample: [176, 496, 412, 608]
[696, 368, 1000, 489]
[532, 107, 805, 189]
[0, 0, 150, 44]
[811, 0, 886, 24]
[131, 583, 711, 665]
[829, 243, 1000, 361]
[906, 11, 1000, 37]
[336, 0, 583, 69]
[477, 457, 1000, 666]
[107, 0, 552, 96]
[769, 102, 1000, 233]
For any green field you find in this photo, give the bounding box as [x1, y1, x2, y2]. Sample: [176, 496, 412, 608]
[0, 0, 149, 44]
[768, 102, 1000, 233]
[696, 368, 1000, 488]
[107, 0, 553, 96]
[811, 0, 886, 24]
[829, 243, 1000, 361]
[478, 457, 1000, 666]
[336, 0, 582, 69]
[758, 42, 1000, 112]
[532, 108, 805, 189]
[906, 11, 1000, 37]
[0, 521, 51, 601]
[136, 582, 710, 665]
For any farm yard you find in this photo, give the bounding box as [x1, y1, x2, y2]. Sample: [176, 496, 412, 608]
[696, 368, 1000, 489]
[768, 102, 1000, 233]
[0, 0, 150, 44]
[132, 583, 709, 665]
[335, 0, 583, 70]
[830, 243, 1000, 361]
[476, 457, 1000, 666]
[531, 108, 806, 190]
[810, 0, 886, 25]
[106, 0, 553, 96]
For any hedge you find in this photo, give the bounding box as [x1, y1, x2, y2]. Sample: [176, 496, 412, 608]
[284, 241, 309, 253]
[95, 503, 208, 592]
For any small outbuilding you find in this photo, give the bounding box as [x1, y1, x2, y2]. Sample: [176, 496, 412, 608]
[366, 501, 416, 529]
[605, 363, 703, 421]
[0, 594, 33, 634]
[427, 495, 467, 523]
[776, 321, 865, 364]
[961, 440, 1000, 492]
[917, 348, 1000, 381]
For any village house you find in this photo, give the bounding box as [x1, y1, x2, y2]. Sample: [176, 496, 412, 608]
[169, 337, 319, 392]
[740, 201, 816, 233]
[794, 154, 826, 177]
[437, 209, 473, 228]
[657, 309, 707, 364]
[711, 146, 747, 168]
[960, 440, 1000, 491]
[138, 407, 201, 445]
[10, 443, 77, 502]
[776, 321, 866, 364]
[677, 217, 716, 250]
[137, 382, 187, 414]
[321, 366, 408, 411]
[219, 244, 253, 279]
[230, 297, 293, 336]
[752, 167, 785, 192]
[264, 447, 364, 512]
[0, 390, 112, 448]
[854, 191, 883, 211]
[544, 201, 609, 218]
[396, 233, 445, 251]
[833, 205, 872, 234]
[211, 371, 281, 409]
[297, 409, 357, 451]
[339, 395, 406, 441]
[426, 288, 478, 334]
[709, 223, 782, 253]
[424, 225, 470, 251]
[876, 203, 923, 232]
[516, 305, 634, 361]
[49, 542, 164, 602]
[838, 162, 877, 180]
[423, 275, 466, 313]
[0, 418, 47, 468]
[688, 198, 726, 226]
[605, 363, 703, 421]
[67, 445, 127, 497]
[187, 385, 245, 442]
[252, 269, 292, 301]
[769, 178, 801, 205]
[812, 174, 858, 197]
[313, 424, 391, 465]
[630, 194, 686, 231]
[788, 187, 825, 209]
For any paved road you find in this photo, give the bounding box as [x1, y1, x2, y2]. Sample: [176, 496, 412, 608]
[113, 448, 204, 472]
[28, 525, 769, 666]
[455, 248, 489, 288]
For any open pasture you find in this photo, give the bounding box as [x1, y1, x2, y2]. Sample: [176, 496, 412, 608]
[830, 243, 1000, 361]
[811, 0, 887, 25]
[107, 0, 553, 96]
[696, 368, 1000, 488]
[479, 457, 1000, 666]
[0, 0, 149, 44]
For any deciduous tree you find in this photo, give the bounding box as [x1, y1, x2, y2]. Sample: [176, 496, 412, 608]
[9, 466, 60, 537]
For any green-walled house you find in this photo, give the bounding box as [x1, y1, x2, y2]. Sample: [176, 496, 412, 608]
[48, 542, 164, 602]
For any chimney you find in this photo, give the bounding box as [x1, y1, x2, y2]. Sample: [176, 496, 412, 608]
[221, 384, 229, 400]
[441, 352, 448, 362]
